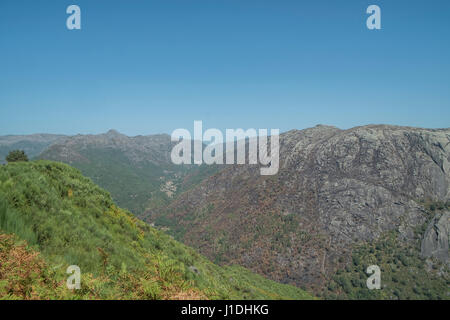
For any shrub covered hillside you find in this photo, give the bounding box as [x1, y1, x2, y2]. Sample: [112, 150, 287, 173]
[0, 161, 313, 300]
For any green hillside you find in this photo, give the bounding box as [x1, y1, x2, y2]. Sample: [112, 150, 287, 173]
[0, 160, 313, 300]
[39, 143, 220, 217]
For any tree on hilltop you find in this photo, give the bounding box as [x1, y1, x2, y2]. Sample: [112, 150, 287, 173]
[6, 150, 29, 163]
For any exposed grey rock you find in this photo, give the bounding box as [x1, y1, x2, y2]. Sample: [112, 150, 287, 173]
[421, 211, 449, 264]
[159, 124, 450, 289]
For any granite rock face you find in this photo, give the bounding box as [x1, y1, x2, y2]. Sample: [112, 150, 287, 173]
[421, 211, 449, 264]
[156, 125, 450, 289]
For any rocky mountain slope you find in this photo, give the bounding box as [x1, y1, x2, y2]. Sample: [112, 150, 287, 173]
[151, 125, 450, 296]
[421, 211, 449, 263]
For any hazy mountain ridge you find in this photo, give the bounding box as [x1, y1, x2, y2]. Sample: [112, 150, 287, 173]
[0, 134, 66, 164]
[39, 130, 173, 164]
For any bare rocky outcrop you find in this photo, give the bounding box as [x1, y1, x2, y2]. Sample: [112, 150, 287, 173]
[155, 124, 450, 290]
[421, 211, 449, 264]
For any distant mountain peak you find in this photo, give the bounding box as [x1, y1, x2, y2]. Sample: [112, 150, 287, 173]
[105, 129, 122, 136]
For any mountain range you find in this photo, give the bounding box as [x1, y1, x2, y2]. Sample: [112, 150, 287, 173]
[1, 124, 448, 299]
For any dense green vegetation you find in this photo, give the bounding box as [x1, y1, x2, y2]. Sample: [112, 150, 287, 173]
[0, 160, 313, 300]
[322, 207, 449, 300]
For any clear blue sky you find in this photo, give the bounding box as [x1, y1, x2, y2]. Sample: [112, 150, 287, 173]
[1, 0, 449, 135]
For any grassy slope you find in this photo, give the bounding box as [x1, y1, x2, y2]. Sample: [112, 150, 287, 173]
[0, 161, 313, 300]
